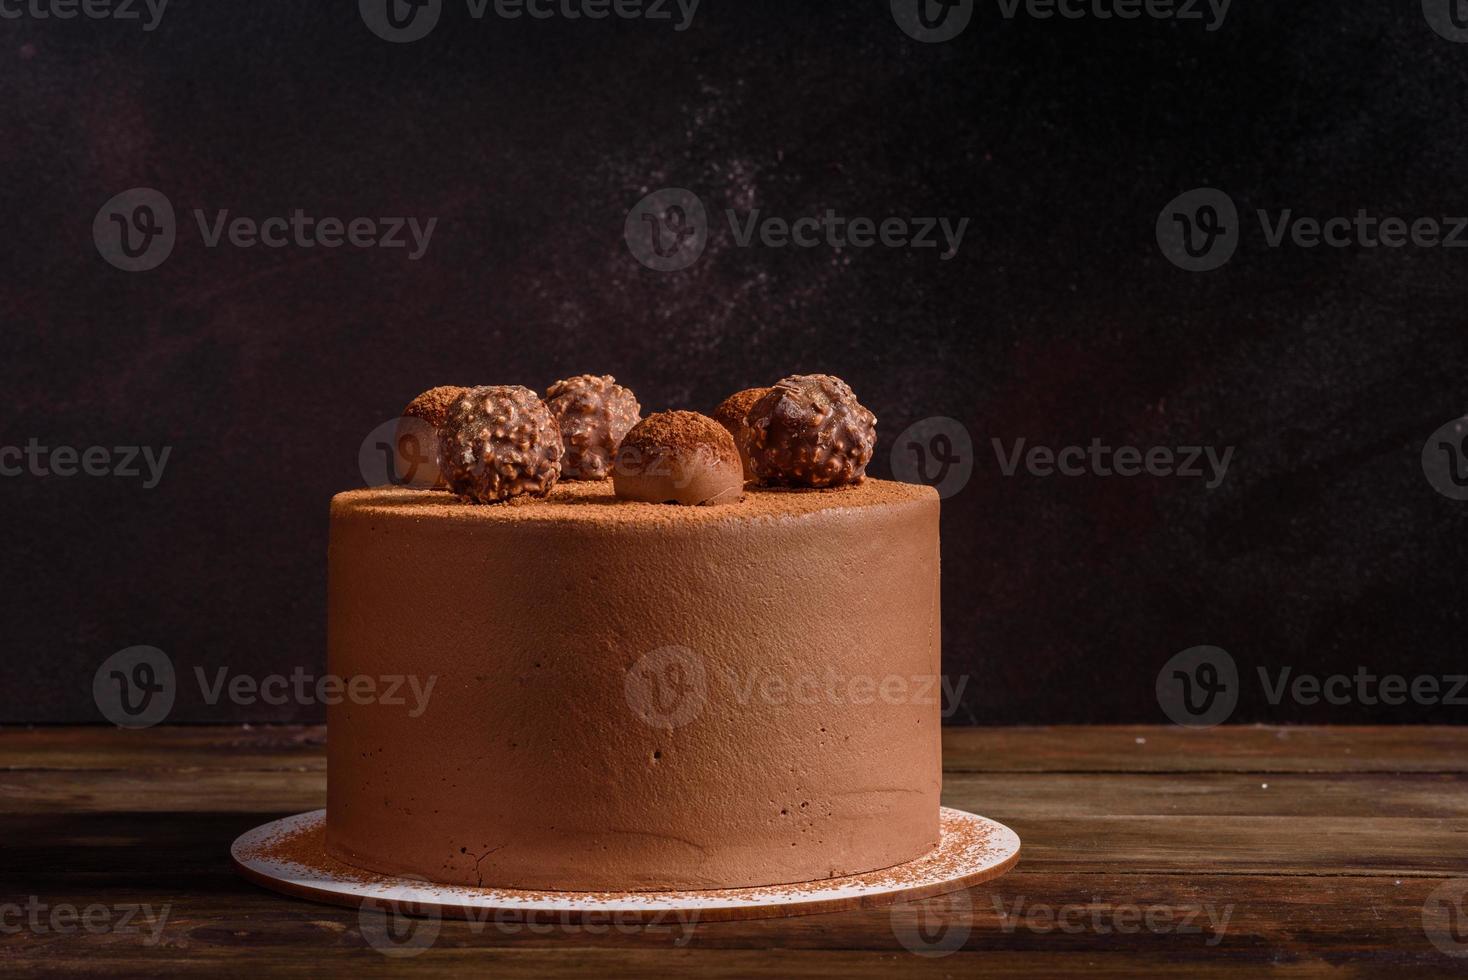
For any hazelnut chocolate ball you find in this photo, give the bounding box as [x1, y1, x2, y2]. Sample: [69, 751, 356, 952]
[544, 374, 641, 481]
[743, 374, 876, 488]
[711, 387, 771, 482]
[613, 411, 743, 506]
[397, 385, 468, 489]
[438, 385, 564, 504]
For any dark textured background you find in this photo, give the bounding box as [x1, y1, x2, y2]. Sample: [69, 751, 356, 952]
[3, 0, 1466, 723]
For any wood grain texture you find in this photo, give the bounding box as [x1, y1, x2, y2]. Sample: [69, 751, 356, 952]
[942, 726, 1468, 773]
[1, 725, 1465, 977]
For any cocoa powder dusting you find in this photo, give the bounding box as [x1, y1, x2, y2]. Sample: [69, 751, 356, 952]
[619, 410, 738, 467]
[238, 808, 1006, 905]
[334, 478, 931, 530]
[711, 387, 770, 436]
[403, 386, 469, 429]
[712, 387, 772, 481]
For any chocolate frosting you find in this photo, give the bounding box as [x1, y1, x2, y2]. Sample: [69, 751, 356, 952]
[324, 479, 941, 891]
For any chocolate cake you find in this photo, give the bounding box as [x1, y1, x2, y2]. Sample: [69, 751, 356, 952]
[324, 376, 943, 891]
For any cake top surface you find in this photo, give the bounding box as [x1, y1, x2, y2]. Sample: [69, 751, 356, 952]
[334, 477, 934, 528]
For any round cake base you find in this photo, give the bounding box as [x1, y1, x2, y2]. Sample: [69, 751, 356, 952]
[231, 807, 1020, 923]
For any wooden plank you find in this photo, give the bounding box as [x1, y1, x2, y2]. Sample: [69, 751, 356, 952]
[0, 949, 1404, 979]
[0, 872, 1460, 975]
[8, 725, 1468, 775]
[3, 799, 1466, 880]
[0, 770, 325, 814]
[0, 812, 286, 875]
[4, 769, 1465, 820]
[943, 772, 1468, 818]
[0, 725, 325, 772]
[1006, 816, 1468, 876]
[944, 726, 1468, 773]
[5, 726, 1465, 975]
[10, 811, 1461, 878]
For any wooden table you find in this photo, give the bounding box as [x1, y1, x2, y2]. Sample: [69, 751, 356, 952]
[2, 725, 1465, 977]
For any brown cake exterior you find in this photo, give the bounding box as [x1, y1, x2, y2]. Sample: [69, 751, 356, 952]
[324, 479, 942, 891]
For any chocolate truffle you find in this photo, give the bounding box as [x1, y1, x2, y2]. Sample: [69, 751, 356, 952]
[744, 374, 876, 488]
[397, 385, 468, 489]
[544, 374, 641, 481]
[438, 385, 564, 504]
[712, 387, 772, 482]
[613, 411, 743, 506]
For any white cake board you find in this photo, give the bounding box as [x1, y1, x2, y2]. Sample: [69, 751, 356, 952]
[231, 807, 1020, 923]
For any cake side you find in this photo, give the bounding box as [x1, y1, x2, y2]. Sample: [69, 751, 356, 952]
[324, 479, 942, 891]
